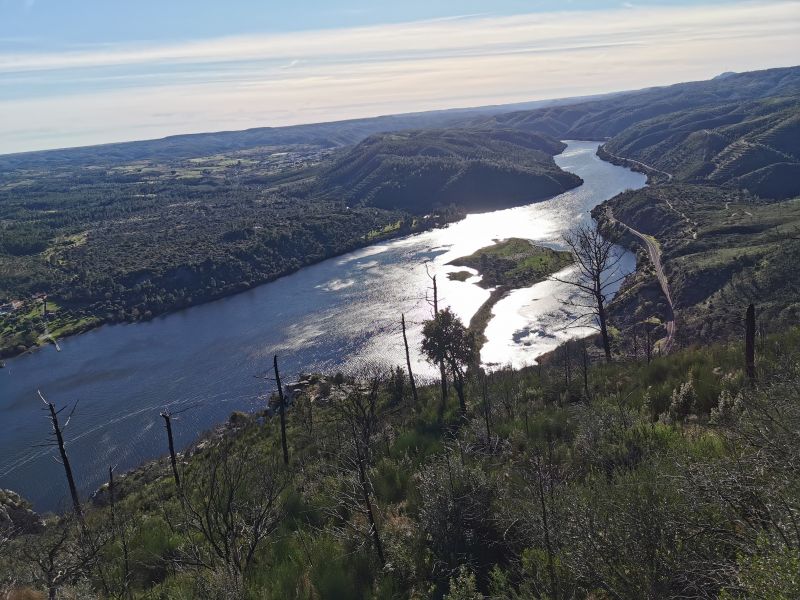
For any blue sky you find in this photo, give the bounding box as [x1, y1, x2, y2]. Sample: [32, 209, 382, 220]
[2, 0, 743, 47]
[1, 0, 798, 153]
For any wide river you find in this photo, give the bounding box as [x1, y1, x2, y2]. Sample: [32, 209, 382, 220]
[0, 141, 646, 511]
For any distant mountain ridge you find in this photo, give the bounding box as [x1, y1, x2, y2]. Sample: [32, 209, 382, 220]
[0, 93, 618, 170]
[468, 65, 800, 140]
[3, 65, 798, 172]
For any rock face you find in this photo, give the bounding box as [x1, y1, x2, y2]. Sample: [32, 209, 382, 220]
[0, 489, 44, 535]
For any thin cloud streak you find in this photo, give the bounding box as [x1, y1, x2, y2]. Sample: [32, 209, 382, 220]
[1, 1, 799, 153]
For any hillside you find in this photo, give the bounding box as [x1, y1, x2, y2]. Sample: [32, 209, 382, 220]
[0, 127, 581, 359]
[316, 129, 582, 212]
[3, 320, 800, 598]
[598, 185, 800, 347]
[470, 65, 800, 140]
[602, 96, 800, 199]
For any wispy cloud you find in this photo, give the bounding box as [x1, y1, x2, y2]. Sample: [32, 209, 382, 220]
[1, 1, 798, 153]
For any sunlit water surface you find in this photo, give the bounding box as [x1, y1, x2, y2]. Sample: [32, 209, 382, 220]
[0, 141, 645, 511]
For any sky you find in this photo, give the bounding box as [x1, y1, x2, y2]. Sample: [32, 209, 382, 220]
[1, 0, 798, 154]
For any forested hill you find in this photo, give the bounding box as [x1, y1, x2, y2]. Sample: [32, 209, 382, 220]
[468, 65, 800, 140]
[316, 129, 582, 212]
[602, 96, 800, 199]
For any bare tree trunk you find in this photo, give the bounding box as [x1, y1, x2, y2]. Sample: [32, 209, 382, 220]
[274, 355, 290, 465]
[534, 452, 558, 599]
[582, 339, 590, 402]
[45, 399, 83, 524]
[357, 451, 386, 566]
[432, 275, 449, 407]
[482, 374, 491, 440]
[109, 466, 131, 599]
[597, 299, 612, 362]
[160, 412, 181, 491]
[451, 363, 466, 413]
[745, 303, 756, 383]
[646, 328, 652, 364]
[401, 314, 418, 404]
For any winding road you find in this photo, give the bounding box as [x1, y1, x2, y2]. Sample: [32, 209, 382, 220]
[605, 207, 676, 354]
[601, 147, 678, 353]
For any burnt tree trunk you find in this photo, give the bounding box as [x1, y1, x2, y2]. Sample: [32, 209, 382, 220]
[274, 355, 290, 465]
[351, 421, 386, 566]
[46, 400, 83, 524]
[433, 275, 448, 407]
[482, 374, 492, 439]
[745, 303, 756, 383]
[597, 298, 612, 362]
[160, 412, 181, 491]
[582, 339, 590, 402]
[109, 466, 131, 598]
[451, 362, 466, 413]
[401, 314, 418, 404]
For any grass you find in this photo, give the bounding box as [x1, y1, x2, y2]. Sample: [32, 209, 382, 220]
[449, 238, 572, 289]
[448, 238, 573, 350]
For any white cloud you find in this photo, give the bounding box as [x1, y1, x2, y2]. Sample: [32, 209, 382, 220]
[1, 0, 799, 153]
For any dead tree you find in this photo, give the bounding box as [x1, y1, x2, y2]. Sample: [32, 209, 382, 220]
[427, 267, 449, 408]
[38, 391, 83, 525]
[481, 372, 492, 440]
[160, 411, 181, 492]
[108, 466, 132, 599]
[274, 354, 290, 465]
[331, 378, 387, 566]
[553, 224, 626, 362]
[18, 515, 103, 600]
[745, 303, 756, 383]
[401, 313, 419, 404]
[179, 439, 288, 583]
[581, 338, 591, 402]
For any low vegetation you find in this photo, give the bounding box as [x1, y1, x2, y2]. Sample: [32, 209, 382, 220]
[598, 184, 800, 347]
[2, 313, 799, 599]
[602, 96, 800, 199]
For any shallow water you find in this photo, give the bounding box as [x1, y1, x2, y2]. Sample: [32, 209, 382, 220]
[0, 140, 646, 511]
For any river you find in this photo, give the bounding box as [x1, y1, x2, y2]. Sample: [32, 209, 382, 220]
[0, 141, 646, 511]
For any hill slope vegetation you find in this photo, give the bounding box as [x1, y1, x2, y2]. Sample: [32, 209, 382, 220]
[316, 129, 582, 213]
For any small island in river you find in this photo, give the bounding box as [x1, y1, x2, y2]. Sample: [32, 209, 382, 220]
[448, 238, 573, 350]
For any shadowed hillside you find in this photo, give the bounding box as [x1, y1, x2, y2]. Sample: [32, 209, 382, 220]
[603, 96, 800, 198]
[316, 129, 583, 212]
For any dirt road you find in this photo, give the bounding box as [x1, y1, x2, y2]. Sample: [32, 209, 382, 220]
[605, 207, 676, 354]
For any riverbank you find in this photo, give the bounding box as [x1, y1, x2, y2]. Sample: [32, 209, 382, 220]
[0, 211, 461, 362]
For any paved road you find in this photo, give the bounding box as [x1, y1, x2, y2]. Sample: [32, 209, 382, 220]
[605, 207, 676, 354]
[602, 149, 673, 181]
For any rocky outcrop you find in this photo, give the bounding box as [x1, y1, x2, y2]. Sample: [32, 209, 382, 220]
[0, 489, 44, 535]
